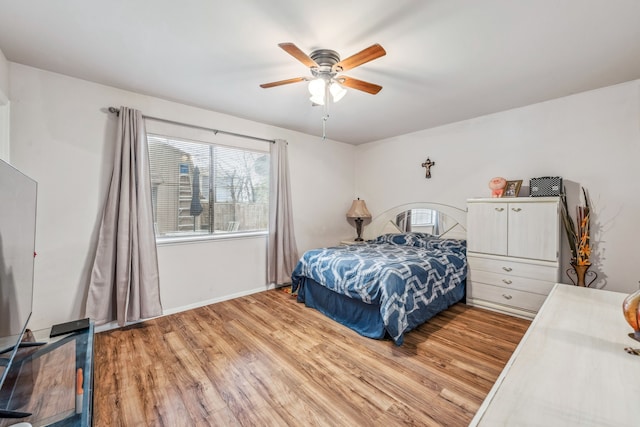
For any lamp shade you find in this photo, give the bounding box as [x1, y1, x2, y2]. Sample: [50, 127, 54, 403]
[309, 93, 325, 105]
[308, 78, 326, 105]
[308, 78, 325, 96]
[346, 198, 372, 219]
[329, 82, 347, 103]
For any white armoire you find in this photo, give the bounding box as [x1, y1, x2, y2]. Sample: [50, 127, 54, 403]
[466, 197, 561, 319]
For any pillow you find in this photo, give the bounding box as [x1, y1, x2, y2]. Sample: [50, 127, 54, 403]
[416, 238, 467, 251]
[371, 232, 435, 246]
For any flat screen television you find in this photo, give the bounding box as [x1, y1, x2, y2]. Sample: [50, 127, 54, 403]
[0, 158, 38, 417]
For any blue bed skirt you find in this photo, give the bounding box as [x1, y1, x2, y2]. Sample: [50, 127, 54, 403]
[296, 276, 466, 343]
[296, 277, 387, 339]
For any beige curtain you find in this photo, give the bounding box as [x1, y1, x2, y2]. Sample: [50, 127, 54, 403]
[86, 107, 162, 326]
[268, 139, 299, 285]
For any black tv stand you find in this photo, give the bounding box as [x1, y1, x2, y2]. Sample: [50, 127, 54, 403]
[16, 341, 46, 349]
[0, 322, 94, 426]
[0, 341, 46, 357]
[0, 408, 31, 418]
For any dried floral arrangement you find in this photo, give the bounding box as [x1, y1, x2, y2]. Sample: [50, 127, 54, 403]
[560, 188, 591, 266]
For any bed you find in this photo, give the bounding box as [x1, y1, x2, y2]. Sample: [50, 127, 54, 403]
[291, 203, 468, 345]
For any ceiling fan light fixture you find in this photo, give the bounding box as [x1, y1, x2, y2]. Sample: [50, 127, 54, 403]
[261, 42, 386, 139]
[309, 93, 325, 105]
[329, 81, 347, 103]
[308, 78, 325, 97]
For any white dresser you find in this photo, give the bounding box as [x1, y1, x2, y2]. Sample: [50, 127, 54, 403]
[466, 197, 560, 318]
[470, 284, 640, 426]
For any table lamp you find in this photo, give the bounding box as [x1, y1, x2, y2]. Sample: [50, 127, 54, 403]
[346, 198, 372, 241]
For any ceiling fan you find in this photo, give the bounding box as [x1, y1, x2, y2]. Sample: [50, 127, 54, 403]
[260, 42, 387, 105]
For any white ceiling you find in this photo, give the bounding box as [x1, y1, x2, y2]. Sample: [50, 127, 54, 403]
[1, 1, 640, 145]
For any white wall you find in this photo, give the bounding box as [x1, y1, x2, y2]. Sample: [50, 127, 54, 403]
[0, 48, 8, 97]
[8, 63, 356, 330]
[356, 80, 640, 293]
[0, 47, 9, 161]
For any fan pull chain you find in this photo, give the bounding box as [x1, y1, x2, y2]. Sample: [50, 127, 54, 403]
[322, 83, 330, 140]
[322, 114, 328, 140]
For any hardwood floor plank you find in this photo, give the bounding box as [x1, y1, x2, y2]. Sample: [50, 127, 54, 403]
[94, 289, 530, 426]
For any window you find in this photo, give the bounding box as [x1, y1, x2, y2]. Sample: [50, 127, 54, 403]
[147, 134, 269, 240]
[411, 209, 436, 226]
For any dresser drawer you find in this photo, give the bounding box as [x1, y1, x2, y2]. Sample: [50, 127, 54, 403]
[468, 256, 558, 282]
[468, 269, 555, 296]
[467, 281, 548, 313]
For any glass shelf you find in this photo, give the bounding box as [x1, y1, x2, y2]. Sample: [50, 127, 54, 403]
[0, 322, 93, 427]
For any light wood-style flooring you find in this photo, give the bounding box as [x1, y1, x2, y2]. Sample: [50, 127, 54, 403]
[93, 289, 530, 426]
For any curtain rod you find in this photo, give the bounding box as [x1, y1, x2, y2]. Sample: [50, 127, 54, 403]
[107, 107, 275, 144]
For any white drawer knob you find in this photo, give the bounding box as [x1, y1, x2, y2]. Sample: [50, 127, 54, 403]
[502, 279, 513, 284]
[502, 267, 513, 272]
[502, 294, 513, 300]
[495, 207, 504, 212]
[512, 207, 522, 212]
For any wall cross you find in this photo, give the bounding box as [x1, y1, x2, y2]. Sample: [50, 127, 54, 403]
[421, 158, 436, 178]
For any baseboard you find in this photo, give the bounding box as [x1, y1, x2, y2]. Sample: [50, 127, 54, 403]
[94, 284, 282, 333]
[161, 285, 279, 316]
[466, 298, 537, 320]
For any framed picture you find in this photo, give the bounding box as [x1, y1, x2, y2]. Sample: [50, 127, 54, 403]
[503, 180, 522, 197]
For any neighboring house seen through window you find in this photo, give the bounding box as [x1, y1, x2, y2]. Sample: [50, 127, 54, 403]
[147, 134, 269, 240]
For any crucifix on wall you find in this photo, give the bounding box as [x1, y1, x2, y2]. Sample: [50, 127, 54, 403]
[421, 158, 435, 178]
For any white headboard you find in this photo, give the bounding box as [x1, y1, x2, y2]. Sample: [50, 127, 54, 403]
[362, 202, 467, 241]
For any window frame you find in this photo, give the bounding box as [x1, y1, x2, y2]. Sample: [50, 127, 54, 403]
[147, 133, 270, 244]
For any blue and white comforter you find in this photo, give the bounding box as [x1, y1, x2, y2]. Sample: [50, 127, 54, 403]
[291, 233, 467, 344]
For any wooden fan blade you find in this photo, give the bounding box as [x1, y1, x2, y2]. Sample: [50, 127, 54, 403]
[339, 76, 382, 94]
[334, 44, 386, 72]
[278, 43, 318, 68]
[260, 77, 306, 89]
